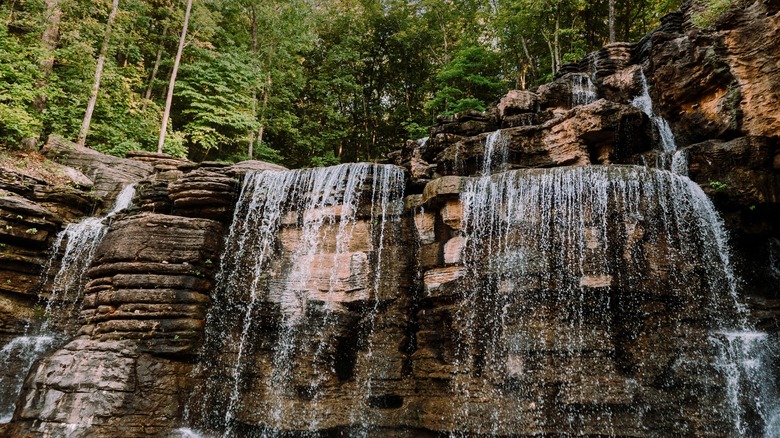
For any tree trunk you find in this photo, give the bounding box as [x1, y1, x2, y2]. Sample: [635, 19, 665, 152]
[609, 0, 616, 43]
[34, 0, 62, 112]
[256, 79, 271, 155]
[247, 4, 258, 159]
[553, 15, 560, 73]
[543, 34, 555, 74]
[6, 0, 17, 26]
[158, 0, 193, 154]
[520, 35, 535, 87]
[142, 25, 168, 112]
[76, 0, 119, 147]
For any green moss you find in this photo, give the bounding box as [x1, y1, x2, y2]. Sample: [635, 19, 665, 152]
[691, 0, 735, 29]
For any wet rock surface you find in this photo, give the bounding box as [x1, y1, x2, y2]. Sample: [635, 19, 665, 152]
[80, 213, 224, 355]
[1, 1, 779, 436]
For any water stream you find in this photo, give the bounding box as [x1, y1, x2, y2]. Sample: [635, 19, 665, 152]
[452, 166, 777, 435]
[630, 69, 689, 174]
[571, 73, 598, 106]
[186, 164, 404, 436]
[0, 184, 136, 423]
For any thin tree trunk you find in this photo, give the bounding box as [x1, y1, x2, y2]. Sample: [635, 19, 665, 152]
[438, 10, 450, 63]
[553, 15, 560, 73]
[256, 74, 271, 150]
[76, 0, 119, 147]
[34, 0, 62, 112]
[6, 0, 17, 25]
[247, 4, 258, 159]
[609, 0, 616, 43]
[520, 35, 535, 87]
[158, 0, 193, 154]
[543, 34, 555, 74]
[142, 25, 168, 111]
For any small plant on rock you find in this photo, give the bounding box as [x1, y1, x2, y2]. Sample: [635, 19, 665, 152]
[708, 181, 728, 191]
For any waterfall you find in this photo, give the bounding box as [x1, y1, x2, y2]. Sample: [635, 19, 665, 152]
[482, 130, 508, 176]
[0, 184, 136, 423]
[710, 330, 780, 436]
[448, 165, 777, 436]
[187, 163, 405, 436]
[106, 183, 136, 217]
[42, 183, 136, 330]
[0, 335, 55, 422]
[571, 73, 598, 106]
[631, 69, 686, 175]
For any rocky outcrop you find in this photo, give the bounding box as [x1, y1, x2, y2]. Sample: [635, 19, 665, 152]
[0, 147, 288, 435]
[392, 99, 651, 183]
[8, 339, 191, 437]
[168, 169, 238, 222]
[6, 213, 224, 436]
[0, 154, 99, 347]
[2, 1, 779, 437]
[42, 136, 153, 208]
[81, 213, 224, 355]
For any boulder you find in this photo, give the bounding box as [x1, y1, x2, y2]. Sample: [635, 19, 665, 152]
[42, 136, 153, 206]
[497, 90, 540, 117]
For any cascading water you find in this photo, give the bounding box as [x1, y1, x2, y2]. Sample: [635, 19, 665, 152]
[710, 330, 780, 436]
[446, 165, 778, 436]
[482, 130, 508, 176]
[0, 184, 135, 423]
[631, 69, 676, 153]
[630, 69, 689, 174]
[571, 73, 598, 106]
[41, 183, 136, 330]
[0, 335, 54, 422]
[186, 163, 404, 436]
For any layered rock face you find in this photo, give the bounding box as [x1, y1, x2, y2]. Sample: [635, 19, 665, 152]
[7, 213, 224, 437]
[1, 1, 779, 437]
[1, 138, 237, 435]
[408, 166, 753, 436]
[187, 164, 414, 435]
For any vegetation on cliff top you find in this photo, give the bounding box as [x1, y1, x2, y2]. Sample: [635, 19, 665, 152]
[1, 0, 680, 167]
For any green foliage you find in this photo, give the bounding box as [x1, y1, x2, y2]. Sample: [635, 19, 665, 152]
[176, 48, 270, 160]
[0, 27, 43, 146]
[428, 45, 506, 115]
[709, 180, 728, 191]
[691, 0, 734, 28]
[0, 0, 684, 165]
[402, 121, 430, 140]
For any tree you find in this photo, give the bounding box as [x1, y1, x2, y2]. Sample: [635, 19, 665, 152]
[427, 44, 506, 115]
[609, 0, 616, 43]
[176, 49, 265, 160]
[158, 0, 193, 153]
[76, 0, 120, 147]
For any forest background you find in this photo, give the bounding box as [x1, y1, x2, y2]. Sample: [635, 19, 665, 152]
[1, 0, 682, 167]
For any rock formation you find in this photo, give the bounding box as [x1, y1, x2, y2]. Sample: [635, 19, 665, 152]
[1, 1, 779, 437]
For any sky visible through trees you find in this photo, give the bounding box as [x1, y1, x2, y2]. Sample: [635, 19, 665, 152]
[1, 0, 681, 167]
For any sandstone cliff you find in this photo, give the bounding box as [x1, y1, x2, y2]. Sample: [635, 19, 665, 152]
[1, 1, 778, 436]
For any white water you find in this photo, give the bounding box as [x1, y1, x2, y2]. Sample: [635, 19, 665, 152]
[42, 183, 135, 329]
[106, 183, 136, 217]
[571, 73, 598, 106]
[482, 130, 508, 176]
[0, 184, 136, 423]
[0, 335, 55, 422]
[710, 330, 780, 437]
[631, 70, 677, 153]
[452, 165, 776, 435]
[174, 427, 212, 438]
[187, 164, 404, 436]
